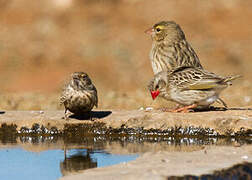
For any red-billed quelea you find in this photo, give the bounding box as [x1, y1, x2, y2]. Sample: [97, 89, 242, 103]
[148, 66, 240, 112]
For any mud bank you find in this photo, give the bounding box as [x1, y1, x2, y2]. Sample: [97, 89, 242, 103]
[0, 109, 251, 136]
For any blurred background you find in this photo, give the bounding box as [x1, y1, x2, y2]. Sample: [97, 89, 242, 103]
[0, 0, 251, 110]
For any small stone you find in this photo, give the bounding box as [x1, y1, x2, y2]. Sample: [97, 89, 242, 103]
[241, 155, 248, 160]
[145, 107, 153, 111]
[244, 96, 251, 103]
[138, 107, 144, 111]
[161, 159, 169, 163]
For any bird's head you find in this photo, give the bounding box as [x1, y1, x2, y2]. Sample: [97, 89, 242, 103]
[148, 72, 167, 100]
[145, 21, 185, 43]
[71, 72, 92, 89]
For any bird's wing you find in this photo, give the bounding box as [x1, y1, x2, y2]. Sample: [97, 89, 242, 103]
[92, 85, 98, 108]
[60, 94, 66, 105]
[187, 79, 224, 90]
[187, 74, 241, 90]
[94, 92, 98, 108]
[171, 67, 225, 90]
[60, 87, 68, 105]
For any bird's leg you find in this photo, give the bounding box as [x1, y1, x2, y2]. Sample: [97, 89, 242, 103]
[64, 146, 67, 160]
[89, 111, 93, 121]
[216, 98, 228, 108]
[64, 109, 70, 120]
[172, 104, 197, 113]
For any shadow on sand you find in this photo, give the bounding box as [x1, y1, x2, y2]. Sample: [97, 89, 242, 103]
[69, 111, 112, 120]
[0, 111, 5, 115]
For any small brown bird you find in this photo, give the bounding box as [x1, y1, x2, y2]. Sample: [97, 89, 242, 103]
[60, 72, 98, 119]
[148, 66, 240, 112]
[145, 21, 203, 74]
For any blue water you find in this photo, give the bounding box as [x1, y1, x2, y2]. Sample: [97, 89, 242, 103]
[0, 148, 138, 180]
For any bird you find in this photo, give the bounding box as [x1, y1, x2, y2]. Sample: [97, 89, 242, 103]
[145, 21, 203, 75]
[148, 66, 240, 112]
[60, 72, 98, 119]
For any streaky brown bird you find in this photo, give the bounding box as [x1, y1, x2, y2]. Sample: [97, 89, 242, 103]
[60, 72, 98, 119]
[148, 66, 240, 112]
[145, 21, 203, 74]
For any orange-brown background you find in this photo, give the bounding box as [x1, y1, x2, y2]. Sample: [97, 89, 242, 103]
[0, 0, 251, 110]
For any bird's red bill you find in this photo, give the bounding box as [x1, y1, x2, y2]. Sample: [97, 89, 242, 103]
[151, 90, 160, 100]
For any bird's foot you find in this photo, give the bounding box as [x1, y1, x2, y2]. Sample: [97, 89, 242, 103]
[89, 112, 94, 121]
[62, 115, 70, 120]
[90, 117, 99, 121]
[62, 109, 70, 120]
[171, 104, 197, 113]
[62, 113, 70, 121]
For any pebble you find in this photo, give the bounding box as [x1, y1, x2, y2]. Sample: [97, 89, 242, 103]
[138, 107, 144, 111]
[161, 159, 170, 163]
[145, 107, 153, 111]
[244, 96, 251, 103]
[241, 155, 248, 160]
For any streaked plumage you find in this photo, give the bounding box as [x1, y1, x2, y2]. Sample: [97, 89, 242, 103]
[148, 66, 240, 112]
[146, 21, 203, 74]
[60, 72, 98, 119]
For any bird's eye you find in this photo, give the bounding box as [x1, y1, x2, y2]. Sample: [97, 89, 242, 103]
[155, 85, 159, 90]
[156, 27, 161, 32]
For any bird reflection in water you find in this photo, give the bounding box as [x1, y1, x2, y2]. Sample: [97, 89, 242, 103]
[60, 148, 97, 176]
